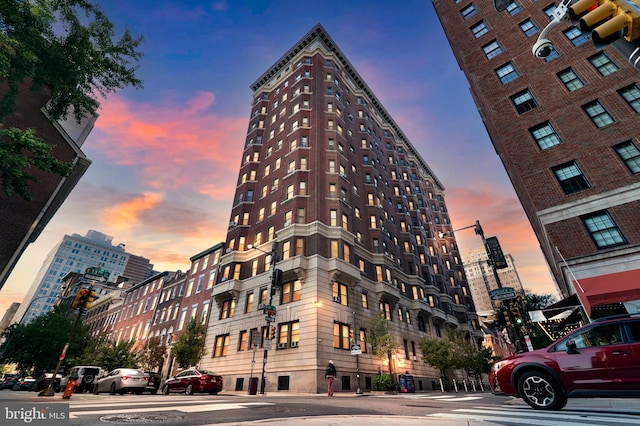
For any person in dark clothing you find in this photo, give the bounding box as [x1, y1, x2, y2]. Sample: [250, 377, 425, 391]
[325, 360, 337, 396]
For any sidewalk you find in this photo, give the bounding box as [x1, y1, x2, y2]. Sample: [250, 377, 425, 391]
[506, 395, 640, 414]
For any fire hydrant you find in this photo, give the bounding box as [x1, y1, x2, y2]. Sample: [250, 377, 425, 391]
[62, 376, 78, 399]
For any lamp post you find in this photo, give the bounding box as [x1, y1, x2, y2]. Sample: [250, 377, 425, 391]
[247, 242, 280, 395]
[352, 311, 363, 394]
[440, 220, 525, 352]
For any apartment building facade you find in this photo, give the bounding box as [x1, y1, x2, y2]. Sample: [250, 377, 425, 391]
[200, 24, 481, 394]
[433, 1, 640, 318]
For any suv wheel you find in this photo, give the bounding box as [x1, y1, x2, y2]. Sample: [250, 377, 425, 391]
[517, 371, 567, 410]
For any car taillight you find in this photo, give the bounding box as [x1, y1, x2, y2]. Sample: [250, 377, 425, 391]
[121, 376, 130, 380]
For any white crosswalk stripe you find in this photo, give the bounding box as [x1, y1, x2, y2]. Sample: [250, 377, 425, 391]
[428, 405, 640, 425]
[374, 393, 485, 402]
[69, 397, 274, 418]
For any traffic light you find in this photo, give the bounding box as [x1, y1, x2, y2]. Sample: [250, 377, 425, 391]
[485, 236, 508, 269]
[72, 288, 88, 309]
[270, 326, 276, 340]
[569, 0, 640, 48]
[84, 289, 97, 310]
[271, 268, 283, 287]
[474, 220, 484, 237]
[349, 328, 354, 344]
[503, 309, 511, 327]
[512, 307, 523, 325]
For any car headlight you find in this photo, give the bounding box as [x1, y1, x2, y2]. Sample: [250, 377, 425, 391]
[491, 360, 509, 373]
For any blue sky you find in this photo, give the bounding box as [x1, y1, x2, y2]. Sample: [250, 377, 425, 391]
[0, 0, 559, 318]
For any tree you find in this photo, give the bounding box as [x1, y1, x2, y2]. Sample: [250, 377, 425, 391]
[138, 336, 166, 371]
[94, 339, 139, 372]
[0, 0, 144, 199]
[367, 313, 399, 378]
[0, 305, 88, 374]
[172, 318, 207, 369]
[419, 333, 457, 379]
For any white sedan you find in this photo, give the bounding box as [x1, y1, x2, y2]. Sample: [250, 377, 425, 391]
[93, 368, 148, 395]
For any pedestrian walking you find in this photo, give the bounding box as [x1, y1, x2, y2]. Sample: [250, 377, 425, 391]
[325, 360, 337, 396]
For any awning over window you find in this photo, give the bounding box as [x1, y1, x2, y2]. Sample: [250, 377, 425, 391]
[573, 269, 640, 316]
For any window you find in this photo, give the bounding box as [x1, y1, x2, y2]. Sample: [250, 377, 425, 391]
[281, 280, 301, 303]
[380, 301, 392, 321]
[552, 161, 591, 194]
[589, 52, 619, 76]
[214, 334, 230, 357]
[582, 100, 614, 128]
[614, 140, 640, 173]
[332, 282, 348, 306]
[238, 330, 247, 351]
[278, 321, 299, 348]
[519, 19, 538, 37]
[582, 211, 626, 248]
[511, 89, 538, 113]
[543, 4, 557, 20]
[495, 62, 519, 84]
[544, 47, 560, 62]
[557, 68, 584, 92]
[618, 84, 640, 113]
[470, 20, 489, 38]
[530, 121, 561, 150]
[460, 4, 477, 20]
[506, 1, 521, 15]
[482, 40, 503, 59]
[333, 322, 352, 349]
[245, 292, 254, 313]
[564, 27, 588, 46]
[220, 299, 236, 319]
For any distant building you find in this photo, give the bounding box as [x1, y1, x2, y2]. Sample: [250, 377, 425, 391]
[13, 230, 152, 324]
[200, 24, 480, 394]
[462, 246, 525, 317]
[0, 302, 20, 337]
[433, 1, 640, 318]
[0, 80, 94, 290]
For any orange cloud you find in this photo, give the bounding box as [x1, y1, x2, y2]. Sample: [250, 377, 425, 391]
[99, 192, 164, 231]
[91, 93, 247, 196]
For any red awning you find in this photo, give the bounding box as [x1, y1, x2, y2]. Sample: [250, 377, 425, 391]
[574, 269, 640, 315]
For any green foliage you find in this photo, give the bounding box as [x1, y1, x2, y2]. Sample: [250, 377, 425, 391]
[0, 305, 88, 374]
[0, 0, 144, 122]
[138, 336, 166, 371]
[419, 333, 457, 374]
[0, 0, 144, 200]
[0, 127, 73, 199]
[367, 313, 399, 375]
[172, 318, 207, 369]
[373, 373, 393, 391]
[94, 339, 138, 372]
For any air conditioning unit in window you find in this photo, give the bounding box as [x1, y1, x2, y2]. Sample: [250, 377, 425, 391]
[333, 296, 341, 303]
[277, 343, 287, 349]
[290, 341, 299, 348]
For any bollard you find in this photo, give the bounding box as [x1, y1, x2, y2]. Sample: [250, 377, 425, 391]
[453, 378, 458, 393]
[472, 380, 477, 392]
[62, 379, 77, 399]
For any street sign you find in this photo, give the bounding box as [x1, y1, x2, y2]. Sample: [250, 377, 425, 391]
[489, 287, 516, 301]
[265, 315, 276, 322]
[264, 339, 272, 350]
[83, 273, 107, 282]
[350, 344, 362, 355]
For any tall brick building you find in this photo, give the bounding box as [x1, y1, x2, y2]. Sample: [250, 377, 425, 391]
[433, 1, 640, 318]
[201, 24, 481, 394]
[0, 82, 94, 289]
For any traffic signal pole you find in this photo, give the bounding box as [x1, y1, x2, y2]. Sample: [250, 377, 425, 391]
[258, 242, 279, 395]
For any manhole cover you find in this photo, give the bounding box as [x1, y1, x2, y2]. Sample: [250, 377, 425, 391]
[100, 413, 184, 423]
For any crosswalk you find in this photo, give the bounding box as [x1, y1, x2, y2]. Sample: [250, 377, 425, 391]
[428, 405, 640, 426]
[68, 396, 274, 418]
[374, 392, 486, 402]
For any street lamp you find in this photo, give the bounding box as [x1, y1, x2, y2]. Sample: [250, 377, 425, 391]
[247, 242, 280, 395]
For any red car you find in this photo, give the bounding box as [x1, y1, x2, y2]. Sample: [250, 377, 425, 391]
[489, 314, 640, 410]
[162, 369, 223, 395]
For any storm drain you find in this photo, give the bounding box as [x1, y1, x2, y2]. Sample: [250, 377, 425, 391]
[100, 413, 184, 423]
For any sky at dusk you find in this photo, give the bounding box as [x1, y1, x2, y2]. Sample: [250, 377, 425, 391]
[0, 0, 561, 319]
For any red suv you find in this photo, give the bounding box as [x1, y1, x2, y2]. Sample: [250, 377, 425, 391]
[489, 314, 640, 410]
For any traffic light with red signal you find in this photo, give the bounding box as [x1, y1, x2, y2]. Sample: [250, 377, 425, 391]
[270, 326, 276, 341]
[569, 0, 640, 47]
[72, 288, 88, 309]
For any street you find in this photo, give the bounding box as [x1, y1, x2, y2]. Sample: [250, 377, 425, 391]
[1, 389, 640, 426]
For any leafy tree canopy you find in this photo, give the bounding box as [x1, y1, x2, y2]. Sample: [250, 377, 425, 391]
[172, 318, 207, 369]
[0, 0, 143, 200]
[0, 305, 88, 374]
[138, 336, 166, 371]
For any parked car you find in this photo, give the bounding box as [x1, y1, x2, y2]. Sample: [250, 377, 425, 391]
[12, 377, 36, 391]
[489, 314, 640, 410]
[1, 374, 18, 390]
[59, 366, 103, 393]
[144, 371, 161, 394]
[32, 373, 64, 392]
[93, 368, 149, 395]
[162, 369, 223, 395]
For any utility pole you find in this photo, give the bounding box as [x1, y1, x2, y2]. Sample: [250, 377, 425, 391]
[353, 311, 363, 394]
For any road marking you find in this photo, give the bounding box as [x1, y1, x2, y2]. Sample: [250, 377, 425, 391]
[70, 401, 273, 417]
[428, 406, 640, 425]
